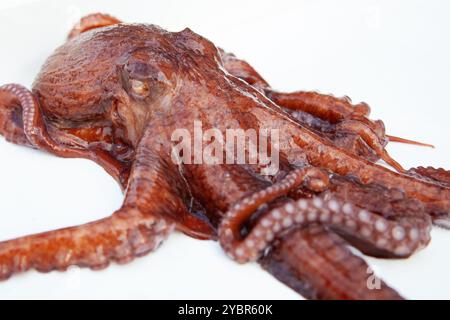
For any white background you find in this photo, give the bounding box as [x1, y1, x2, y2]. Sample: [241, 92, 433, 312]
[0, 0, 449, 299]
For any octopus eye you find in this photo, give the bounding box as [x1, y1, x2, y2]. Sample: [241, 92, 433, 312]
[130, 79, 150, 97]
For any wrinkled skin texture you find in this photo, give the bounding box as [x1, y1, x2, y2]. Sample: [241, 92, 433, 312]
[0, 14, 449, 299]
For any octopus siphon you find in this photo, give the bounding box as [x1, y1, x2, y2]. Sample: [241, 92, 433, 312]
[0, 13, 449, 300]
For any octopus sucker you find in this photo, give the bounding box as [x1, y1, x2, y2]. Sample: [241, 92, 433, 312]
[260, 225, 404, 300]
[219, 170, 431, 263]
[0, 13, 449, 299]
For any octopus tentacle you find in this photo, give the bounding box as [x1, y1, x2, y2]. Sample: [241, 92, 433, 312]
[220, 57, 402, 170]
[219, 52, 383, 153]
[402, 166, 450, 228]
[0, 84, 87, 157]
[287, 172, 432, 258]
[220, 192, 430, 263]
[386, 135, 434, 148]
[219, 49, 372, 130]
[265, 91, 406, 170]
[0, 83, 126, 183]
[0, 127, 191, 280]
[264, 90, 434, 172]
[266, 91, 371, 122]
[68, 13, 122, 40]
[336, 119, 404, 171]
[0, 86, 30, 146]
[219, 49, 269, 91]
[218, 167, 329, 235]
[407, 166, 450, 187]
[0, 207, 173, 279]
[326, 174, 428, 221]
[283, 122, 450, 214]
[203, 164, 411, 298]
[183, 163, 401, 298]
[219, 51, 379, 139]
[124, 126, 215, 240]
[219, 53, 427, 170]
[260, 225, 403, 300]
[283, 109, 382, 163]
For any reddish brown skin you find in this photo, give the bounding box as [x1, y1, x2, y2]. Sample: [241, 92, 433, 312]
[0, 13, 449, 299]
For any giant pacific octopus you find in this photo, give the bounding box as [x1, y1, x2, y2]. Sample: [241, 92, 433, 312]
[0, 13, 449, 300]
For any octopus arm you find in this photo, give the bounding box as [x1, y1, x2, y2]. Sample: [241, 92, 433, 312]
[218, 167, 436, 299]
[219, 48, 269, 91]
[260, 225, 403, 300]
[0, 128, 188, 280]
[0, 85, 32, 147]
[220, 50, 437, 172]
[68, 13, 121, 40]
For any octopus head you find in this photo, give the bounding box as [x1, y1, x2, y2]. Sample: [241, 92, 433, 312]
[31, 24, 220, 167]
[114, 47, 178, 147]
[33, 39, 180, 165]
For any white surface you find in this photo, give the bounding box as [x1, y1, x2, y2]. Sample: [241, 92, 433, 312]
[0, 0, 449, 299]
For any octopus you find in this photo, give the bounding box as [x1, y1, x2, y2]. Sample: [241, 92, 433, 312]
[0, 13, 449, 300]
